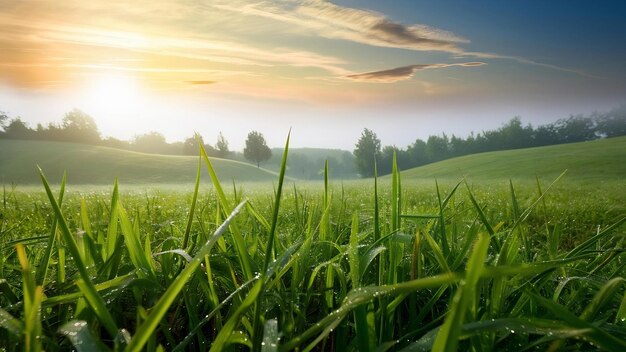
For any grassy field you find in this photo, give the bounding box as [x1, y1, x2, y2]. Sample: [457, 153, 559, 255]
[0, 137, 625, 351]
[0, 139, 279, 184]
[400, 136, 626, 183]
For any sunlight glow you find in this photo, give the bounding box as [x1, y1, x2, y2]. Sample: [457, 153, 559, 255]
[80, 72, 146, 115]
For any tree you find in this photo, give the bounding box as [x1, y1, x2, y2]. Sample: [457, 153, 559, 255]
[182, 135, 205, 155]
[244, 131, 272, 167]
[353, 128, 381, 178]
[216, 132, 230, 158]
[553, 115, 596, 143]
[132, 131, 170, 154]
[595, 105, 626, 137]
[2, 118, 34, 139]
[61, 109, 100, 143]
[0, 111, 8, 132]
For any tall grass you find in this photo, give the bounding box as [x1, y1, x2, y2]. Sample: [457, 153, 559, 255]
[0, 136, 624, 351]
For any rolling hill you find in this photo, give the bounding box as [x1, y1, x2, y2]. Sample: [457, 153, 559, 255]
[398, 136, 626, 182]
[0, 139, 279, 184]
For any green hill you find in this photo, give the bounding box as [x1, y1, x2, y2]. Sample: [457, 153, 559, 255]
[399, 136, 626, 182]
[0, 139, 279, 184]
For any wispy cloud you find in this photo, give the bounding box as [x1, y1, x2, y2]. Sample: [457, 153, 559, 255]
[345, 62, 486, 83]
[215, 0, 468, 53]
[0, 3, 350, 88]
[186, 80, 217, 85]
[215, 1, 595, 78]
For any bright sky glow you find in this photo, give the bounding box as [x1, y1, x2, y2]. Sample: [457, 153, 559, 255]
[1, 0, 625, 150]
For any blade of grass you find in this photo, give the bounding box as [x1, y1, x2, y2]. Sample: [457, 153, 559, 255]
[17, 243, 43, 352]
[199, 140, 253, 281]
[0, 308, 22, 337]
[281, 272, 462, 351]
[35, 171, 66, 286]
[59, 320, 106, 352]
[38, 168, 121, 338]
[527, 290, 626, 351]
[210, 280, 263, 352]
[253, 131, 290, 350]
[432, 233, 490, 352]
[182, 154, 202, 250]
[126, 199, 248, 352]
[261, 318, 279, 352]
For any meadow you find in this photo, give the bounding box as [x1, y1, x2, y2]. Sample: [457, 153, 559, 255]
[0, 136, 625, 351]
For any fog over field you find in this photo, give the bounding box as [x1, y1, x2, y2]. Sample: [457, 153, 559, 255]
[1, 1, 625, 351]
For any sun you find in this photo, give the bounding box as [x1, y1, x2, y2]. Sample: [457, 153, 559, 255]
[82, 72, 144, 113]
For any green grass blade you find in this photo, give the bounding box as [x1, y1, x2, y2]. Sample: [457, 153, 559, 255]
[0, 308, 22, 337]
[60, 320, 106, 352]
[199, 140, 253, 281]
[281, 272, 461, 351]
[253, 131, 290, 350]
[35, 171, 66, 286]
[210, 280, 263, 352]
[432, 232, 490, 352]
[126, 199, 248, 352]
[262, 130, 290, 275]
[117, 201, 156, 279]
[261, 318, 279, 352]
[579, 277, 625, 322]
[527, 290, 626, 350]
[391, 150, 400, 232]
[106, 179, 120, 261]
[464, 182, 500, 251]
[182, 154, 202, 249]
[75, 279, 118, 337]
[566, 216, 626, 259]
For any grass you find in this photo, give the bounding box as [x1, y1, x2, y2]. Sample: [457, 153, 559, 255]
[0, 139, 279, 184]
[399, 136, 626, 183]
[0, 135, 625, 351]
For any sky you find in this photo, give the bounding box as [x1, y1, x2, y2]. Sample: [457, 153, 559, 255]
[1, 0, 625, 150]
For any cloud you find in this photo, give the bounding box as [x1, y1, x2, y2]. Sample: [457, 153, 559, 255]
[296, 0, 467, 52]
[186, 80, 217, 85]
[0, 3, 351, 88]
[345, 62, 486, 83]
[215, 0, 468, 53]
[215, 1, 595, 78]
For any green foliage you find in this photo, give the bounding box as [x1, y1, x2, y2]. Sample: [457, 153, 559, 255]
[0, 135, 624, 351]
[215, 132, 230, 158]
[373, 109, 626, 175]
[61, 109, 100, 143]
[244, 130, 272, 167]
[354, 128, 381, 177]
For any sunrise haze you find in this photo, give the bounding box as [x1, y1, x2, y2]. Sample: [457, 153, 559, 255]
[1, 0, 625, 150]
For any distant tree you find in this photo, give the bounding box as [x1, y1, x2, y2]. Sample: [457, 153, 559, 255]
[595, 105, 626, 137]
[61, 109, 100, 143]
[0, 111, 8, 133]
[498, 117, 534, 149]
[353, 128, 381, 177]
[407, 139, 428, 166]
[426, 134, 450, 162]
[182, 135, 205, 155]
[101, 136, 131, 149]
[553, 115, 596, 143]
[216, 132, 230, 158]
[3, 118, 34, 139]
[244, 131, 272, 167]
[133, 131, 170, 154]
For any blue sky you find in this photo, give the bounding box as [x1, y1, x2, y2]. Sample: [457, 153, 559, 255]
[0, 0, 624, 150]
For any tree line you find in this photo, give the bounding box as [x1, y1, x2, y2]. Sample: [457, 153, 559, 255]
[0, 109, 273, 167]
[354, 105, 626, 177]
